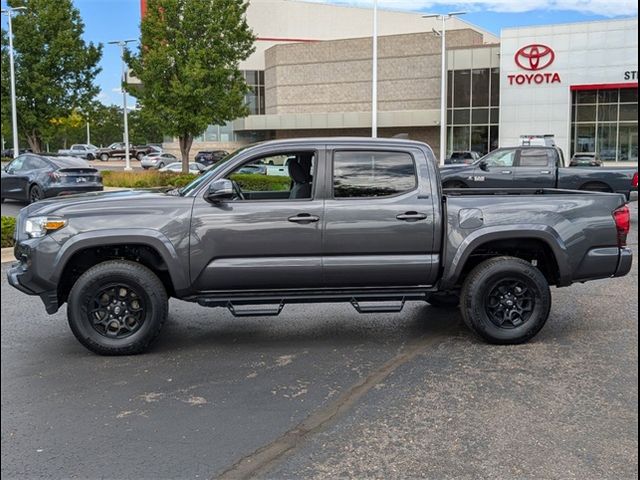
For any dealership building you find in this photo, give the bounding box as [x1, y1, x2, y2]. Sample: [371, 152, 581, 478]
[163, 0, 638, 163]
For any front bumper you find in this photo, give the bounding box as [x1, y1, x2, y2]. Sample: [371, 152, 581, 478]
[7, 240, 61, 314]
[45, 185, 103, 198]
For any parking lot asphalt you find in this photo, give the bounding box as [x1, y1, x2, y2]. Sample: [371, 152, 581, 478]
[1, 204, 637, 479]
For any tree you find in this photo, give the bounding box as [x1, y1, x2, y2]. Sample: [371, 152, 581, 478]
[1, 0, 102, 152]
[126, 0, 255, 171]
[129, 107, 164, 145]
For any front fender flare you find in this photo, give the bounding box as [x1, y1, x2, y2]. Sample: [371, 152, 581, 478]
[51, 229, 190, 292]
[440, 224, 572, 289]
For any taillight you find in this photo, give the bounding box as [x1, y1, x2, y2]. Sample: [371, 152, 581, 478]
[48, 172, 61, 182]
[613, 205, 631, 247]
[632, 172, 638, 189]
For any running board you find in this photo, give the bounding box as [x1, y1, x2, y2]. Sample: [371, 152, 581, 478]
[350, 297, 405, 314]
[226, 301, 285, 317]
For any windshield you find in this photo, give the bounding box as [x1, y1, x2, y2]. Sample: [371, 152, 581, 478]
[178, 148, 247, 196]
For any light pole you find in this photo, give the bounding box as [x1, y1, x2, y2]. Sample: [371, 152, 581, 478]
[1, 6, 27, 158]
[108, 39, 136, 171]
[86, 121, 91, 145]
[371, 0, 378, 138]
[423, 12, 466, 166]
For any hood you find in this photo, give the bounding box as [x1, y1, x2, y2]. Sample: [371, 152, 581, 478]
[22, 188, 182, 217]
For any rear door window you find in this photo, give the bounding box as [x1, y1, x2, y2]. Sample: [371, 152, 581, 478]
[333, 151, 417, 198]
[518, 149, 551, 167]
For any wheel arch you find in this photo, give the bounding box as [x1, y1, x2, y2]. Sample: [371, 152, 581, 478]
[53, 230, 190, 303]
[441, 226, 571, 289]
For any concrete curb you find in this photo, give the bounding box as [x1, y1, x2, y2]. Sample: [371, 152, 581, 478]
[2, 247, 14, 264]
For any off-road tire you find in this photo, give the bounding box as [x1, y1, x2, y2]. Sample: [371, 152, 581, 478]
[67, 260, 168, 355]
[460, 256, 551, 344]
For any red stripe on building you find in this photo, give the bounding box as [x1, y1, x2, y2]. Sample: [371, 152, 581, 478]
[570, 83, 638, 91]
[256, 37, 319, 43]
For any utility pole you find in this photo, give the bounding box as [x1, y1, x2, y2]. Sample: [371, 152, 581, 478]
[371, 0, 378, 138]
[1, 6, 27, 158]
[423, 12, 466, 166]
[108, 39, 137, 170]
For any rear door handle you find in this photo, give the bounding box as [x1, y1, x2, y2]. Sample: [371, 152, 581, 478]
[501, 170, 512, 174]
[288, 213, 320, 224]
[396, 212, 428, 222]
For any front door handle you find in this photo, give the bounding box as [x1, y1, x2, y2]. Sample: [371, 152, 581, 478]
[396, 212, 428, 222]
[501, 170, 512, 174]
[288, 213, 320, 224]
[540, 170, 551, 174]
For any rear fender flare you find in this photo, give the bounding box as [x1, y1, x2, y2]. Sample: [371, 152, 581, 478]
[441, 224, 571, 289]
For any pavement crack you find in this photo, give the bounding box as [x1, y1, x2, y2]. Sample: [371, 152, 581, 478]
[215, 320, 459, 480]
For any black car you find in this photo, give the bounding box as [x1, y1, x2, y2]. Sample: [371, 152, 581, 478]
[2, 148, 32, 158]
[194, 150, 229, 166]
[570, 152, 603, 167]
[1, 154, 103, 204]
[445, 151, 481, 165]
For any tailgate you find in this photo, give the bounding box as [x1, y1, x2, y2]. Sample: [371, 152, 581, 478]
[57, 168, 102, 184]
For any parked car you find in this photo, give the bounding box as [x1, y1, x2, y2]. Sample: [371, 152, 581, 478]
[159, 162, 206, 173]
[1, 154, 102, 204]
[194, 150, 229, 166]
[440, 146, 638, 199]
[237, 164, 268, 175]
[57, 144, 99, 160]
[6, 138, 633, 355]
[2, 148, 32, 158]
[570, 152, 603, 167]
[95, 143, 158, 161]
[140, 153, 178, 170]
[446, 151, 481, 165]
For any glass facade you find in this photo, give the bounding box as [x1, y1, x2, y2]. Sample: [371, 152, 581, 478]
[447, 67, 500, 156]
[571, 87, 638, 162]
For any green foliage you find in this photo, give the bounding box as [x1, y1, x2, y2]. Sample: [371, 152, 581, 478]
[125, 0, 255, 170]
[1, 0, 102, 152]
[101, 170, 197, 188]
[230, 174, 291, 192]
[1, 216, 16, 248]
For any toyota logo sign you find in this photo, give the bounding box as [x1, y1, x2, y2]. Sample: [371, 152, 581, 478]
[515, 44, 555, 71]
[508, 43, 561, 86]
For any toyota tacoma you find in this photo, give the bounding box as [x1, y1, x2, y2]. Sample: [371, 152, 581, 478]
[7, 138, 633, 355]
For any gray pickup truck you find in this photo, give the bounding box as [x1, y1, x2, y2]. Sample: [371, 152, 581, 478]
[440, 146, 638, 199]
[8, 138, 633, 355]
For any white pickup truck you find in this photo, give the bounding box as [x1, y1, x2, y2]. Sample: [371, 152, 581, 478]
[57, 144, 99, 160]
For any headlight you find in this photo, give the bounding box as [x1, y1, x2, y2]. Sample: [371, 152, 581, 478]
[25, 216, 67, 238]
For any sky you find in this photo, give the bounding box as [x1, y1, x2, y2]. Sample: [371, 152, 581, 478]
[1, 0, 637, 107]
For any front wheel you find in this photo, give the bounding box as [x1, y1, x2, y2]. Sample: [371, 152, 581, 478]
[67, 260, 168, 355]
[100, 153, 109, 161]
[460, 256, 551, 344]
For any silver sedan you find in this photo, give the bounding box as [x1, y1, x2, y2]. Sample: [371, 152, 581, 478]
[140, 153, 178, 169]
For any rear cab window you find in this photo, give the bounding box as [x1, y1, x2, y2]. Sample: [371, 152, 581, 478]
[333, 151, 417, 198]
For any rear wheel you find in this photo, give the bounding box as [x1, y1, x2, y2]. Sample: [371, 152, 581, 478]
[157, 162, 165, 169]
[136, 152, 145, 161]
[443, 181, 468, 189]
[460, 256, 551, 344]
[67, 260, 168, 355]
[29, 185, 43, 203]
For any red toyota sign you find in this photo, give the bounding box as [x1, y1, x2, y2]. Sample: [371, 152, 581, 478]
[508, 43, 561, 85]
[515, 44, 555, 70]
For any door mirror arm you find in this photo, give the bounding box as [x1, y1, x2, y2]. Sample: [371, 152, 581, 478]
[479, 161, 489, 171]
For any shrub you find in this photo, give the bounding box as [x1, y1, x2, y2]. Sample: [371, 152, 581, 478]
[1, 216, 16, 248]
[101, 170, 197, 189]
[230, 174, 290, 191]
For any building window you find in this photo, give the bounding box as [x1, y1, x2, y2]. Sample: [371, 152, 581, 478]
[244, 70, 265, 115]
[447, 67, 499, 156]
[571, 87, 638, 162]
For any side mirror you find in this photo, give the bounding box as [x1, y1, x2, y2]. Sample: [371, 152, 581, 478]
[205, 179, 234, 203]
[479, 161, 489, 171]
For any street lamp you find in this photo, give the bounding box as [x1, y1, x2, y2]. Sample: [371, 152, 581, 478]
[423, 12, 466, 166]
[371, 0, 378, 138]
[108, 39, 137, 171]
[1, 6, 27, 158]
